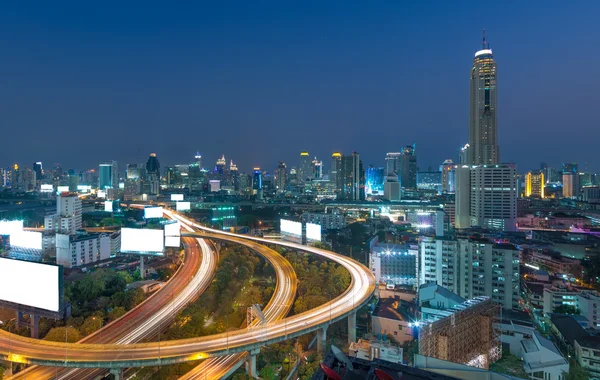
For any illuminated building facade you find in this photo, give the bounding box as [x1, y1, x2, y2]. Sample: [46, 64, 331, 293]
[276, 161, 287, 192]
[469, 33, 499, 165]
[298, 151, 311, 185]
[525, 171, 545, 198]
[365, 166, 384, 196]
[440, 159, 456, 193]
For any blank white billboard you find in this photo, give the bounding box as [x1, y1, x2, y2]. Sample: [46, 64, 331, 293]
[40, 184, 53, 193]
[0, 220, 24, 236]
[144, 206, 163, 219]
[164, 221, 181, 237]
[176, 201, 191, 211]
[171, 194, 184, 201]
[104, 201, 113, 212]
[57, 186, 69, 193]
[77, 185, 91, 193]
[97, 190, 106, 199]
[120, 228, 164, 255]
[165, 236, 181, 248]
[10, 231, 42, 250]
[306, 223, 322, 241]
[0, 258, 60, 312]
[280, 219, 302, 236]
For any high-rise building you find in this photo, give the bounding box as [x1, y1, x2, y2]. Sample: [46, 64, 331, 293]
[45, 192, 83, 235]
[469, 164, 517, 231]
[365, 166, 384, 196]
[339, 152, 364, 201]
[469, 33, 499, 165]
[385, 152, 402, 178]
[276, 161, 287, 193]
[454, 165, 472, 229]
[146, 153, 160, 195]
[298, 151, 311, 185]
[440, 159, 456, 193]
[216, 155, 226, 176]
[459, 144, 470, 164]
[525, 171, 545, 198]
[99, 161, 118, 190]
[252, 167, 263, 199]
[400, 144, 417, 189]
[416, 171, 442, 192]
[312, 157, 323, 179]
[563, 172, 578, 199]
[331, 152, 342, 194]
[419, 235, 520, 310]
[33, 162, 43, 181]
[194, 152, 202, 170]
[229, 160, 239, 191]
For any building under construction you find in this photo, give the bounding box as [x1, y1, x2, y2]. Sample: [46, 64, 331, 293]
[418, 296, 501, 370]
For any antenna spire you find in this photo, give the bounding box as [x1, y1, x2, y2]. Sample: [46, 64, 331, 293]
[482, 28, 486, 49]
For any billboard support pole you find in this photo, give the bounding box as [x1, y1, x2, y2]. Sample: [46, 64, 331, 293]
[140, 256, 145, 279]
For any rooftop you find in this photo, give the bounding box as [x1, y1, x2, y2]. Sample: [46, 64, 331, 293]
[575, 336, 600, 350]
[419, 283, 465, 305]
[549, 314, 590, 345]
[373, 298, 414, 322]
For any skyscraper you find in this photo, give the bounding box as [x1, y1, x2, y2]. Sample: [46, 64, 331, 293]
[276, 161, 287, 193]
[385, 152, 402, 178]
[298, 151, 311, 185]
[215, 155, 226, 176]
[252, 167, 263, 199]
[525, 171, 545, 198]
[400, 144, 417, 189]
[33, 162, 43, 180]
[440, 159, 456, 193]
[365, 166, 384, 196]
[99, 161, 118, 190]
[469, 32, 499, 165]
[339, 152, 364, 201]
[469, 164, 517, 231]
[194, 152, 202, 170]
[331, 152, 342, 194]
[146, 153, 160, 195]
[312, 157, 323, 179]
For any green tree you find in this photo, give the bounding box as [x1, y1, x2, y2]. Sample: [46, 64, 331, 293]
[44, 327, 81, 343]
[80, 315, 104, 336]
[564, 361, 592, 380]
[554, 305, 580, 315]
[108, 307, 127, 322]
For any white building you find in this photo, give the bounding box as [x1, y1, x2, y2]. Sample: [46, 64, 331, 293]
[370, 243, 418, 286]
[543, 286, 600, 329]
[301, 209, 346, 230]
[371, 298, 414, 344]
[383, 181, 401, 202]
[419, 235, 520, 310]
[574, 337, 600, 378]
[521, 331, 569, 380]
[56, 232, 111, 268]
[418, 283, 465, 321]
[455, 164, 517, 232]
[44, 193, 82, 235]
[349, 339, 403, 364]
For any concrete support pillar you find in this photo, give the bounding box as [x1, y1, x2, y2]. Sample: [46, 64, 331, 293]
[347, 311, 357, 345]
[317, 326, 327, 356]
[15, 311, 23, 328]
[30, 314, 40, 339]
[139, 256, 145, 279]
[1, 360, 13, 377]
[245, 348, 260, 378]
[110, 367, 123, 380]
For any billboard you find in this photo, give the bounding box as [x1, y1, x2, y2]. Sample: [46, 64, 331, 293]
[0, 258, 61, 312]
[40, 184, 53, 193]
[165, 236, 181, 248]
[164, 221, 181, 237]
[120, 228, 165, 255]
[176, 201, 191, 211]
[97, 190, 106, 199]
[144, 206, 163, 219]
[171, 194, 184, 201]
[306, 223, 322, 241]
[104, 201, 113, 212]
[10, 231, 42, 250]
[280, 219, 302, 236]
[57, 186, 69, 193]
[77, 185, 92, 193]
[0, 220, 24, 236]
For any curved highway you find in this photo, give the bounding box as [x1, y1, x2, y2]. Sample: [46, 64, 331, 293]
[10, 220, 217, 379]
[0, 210, 375, 373]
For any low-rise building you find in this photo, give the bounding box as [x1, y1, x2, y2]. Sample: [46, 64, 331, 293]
[371, 298, 415, 344]
[543, 286, 600, 329]
[574, 337, 600, 378]
[370, 243, 418, 286]
[520, 331, 569, 380]
[56, 231, 110, 268]
[348, 338, 403, 364]
[418, 283, 465, 321]
[300, 209, 346, 230]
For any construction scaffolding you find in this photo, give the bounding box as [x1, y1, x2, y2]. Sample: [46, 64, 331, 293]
[418, 296, 501, 370]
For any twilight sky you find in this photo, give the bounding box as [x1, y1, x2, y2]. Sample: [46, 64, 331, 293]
[1, 1, 599, 174]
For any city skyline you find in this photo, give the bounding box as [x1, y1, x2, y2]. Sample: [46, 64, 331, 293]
[1, 2, 599, 172]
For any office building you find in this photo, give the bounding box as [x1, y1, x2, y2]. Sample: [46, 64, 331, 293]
[459, 143, 470, 164]
[215, 155, 226, 176]
[440, 159, 456, 193]
[416, 171, 441, 192]
[330, 152, 342, 192]
[419, 236, 459, 293]
[252, 167, 262, 199]
[145, 153, 160, 195]
[56, 232, 111, 268]
[339, 152, 364, 201]
[370, 243, 418, 286]
[469, 34, 499, 165]
[301, 209, 346, 230]
[385, 152, 402, 178]
[400, 144, 417, 189]
[311, 157, 323, 179]
[99, 161, 118, 190]
[275, 161, 287, 193]
[464, 164, 517, 231]
[525, 171, 545, 198]
[298, 151, 311, 185]
[563, 172, 579, 199]
[384, 180, 401, 202]
[365, 166, 384, 196]
[33, 162, 43, 180]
